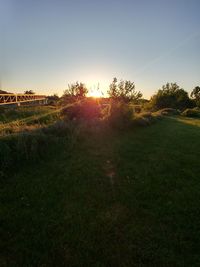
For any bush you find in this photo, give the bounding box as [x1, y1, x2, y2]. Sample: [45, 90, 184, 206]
[181, 108, 200, 118]
[148, 83, 194, 111]
[107, 101, 134, 129]
[132, 111, 162, 126]
[61, 99, 102, 121]
[157, 108, 180, 116]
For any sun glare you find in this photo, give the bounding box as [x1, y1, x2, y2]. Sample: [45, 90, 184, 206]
[87, 89, 103, 98]
[87, 83, 105, 98]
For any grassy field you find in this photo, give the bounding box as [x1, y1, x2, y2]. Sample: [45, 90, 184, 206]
[1, 115, 200, 266]
[0, 106, 59, 136]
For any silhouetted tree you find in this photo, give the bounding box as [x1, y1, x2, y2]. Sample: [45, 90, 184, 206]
[24, 90, 35, 94]
[61, 82, 88, 104]
[108, 78, 142, 103]
[149, 83, 194, 110]
[191, 86, 200, 107]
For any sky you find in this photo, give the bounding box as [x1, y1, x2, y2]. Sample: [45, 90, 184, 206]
[0, 0, 200, 98]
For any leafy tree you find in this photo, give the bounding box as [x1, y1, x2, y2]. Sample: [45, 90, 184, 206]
[149, 83, 194, 110]
[61, 82, 88, 104]
[107, 77, 142, 103]
[191, 86, 200, 107]
[24, 90, 35, 94]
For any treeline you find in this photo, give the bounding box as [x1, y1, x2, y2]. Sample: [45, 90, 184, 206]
[1, 78, 200, 118]
[47, 79, 200, 112]
[147, 83, 200, 111]
[2, 79, 200, 111]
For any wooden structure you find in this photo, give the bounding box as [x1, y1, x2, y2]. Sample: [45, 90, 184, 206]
[0, 94, 47, 106]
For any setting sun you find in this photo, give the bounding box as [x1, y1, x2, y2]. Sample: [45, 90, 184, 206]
[87, 89, 103, 98]
[87, 83, 105, 98]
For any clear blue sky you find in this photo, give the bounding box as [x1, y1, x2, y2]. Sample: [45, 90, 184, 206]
[0, 0, 200, 98]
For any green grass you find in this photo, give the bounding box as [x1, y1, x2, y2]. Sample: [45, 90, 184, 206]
[0, 106, 56, 123]
[1, 117, 200, 266]
[0, 106, 60, 136]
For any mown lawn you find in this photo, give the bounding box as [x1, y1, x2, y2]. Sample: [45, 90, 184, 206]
[1, 117, 200, 266]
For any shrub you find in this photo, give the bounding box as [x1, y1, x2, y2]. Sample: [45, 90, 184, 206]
[43, 120, 81, 147]
[151, 111, 163, 120]
[107, 101, 134, 129]
[133, 112, 153, 126]
[157, 108, 180, 116]
[181, 108, 200, 118]
[137, 112, 152, 119]
[193, 107, 200, 111]
[191, 86, 200, 107]
[61, 99, 102, 121]
[132, 111, 163, 127]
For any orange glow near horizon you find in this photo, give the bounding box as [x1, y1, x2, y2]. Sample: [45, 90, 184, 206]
[87, 84, 106, 98]
[87, 89, 104, 98]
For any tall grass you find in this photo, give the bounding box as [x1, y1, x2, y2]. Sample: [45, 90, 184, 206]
[0, 119, 81, 178]
[0, 107, 60, 136]
[0, 101, 164, 178]
[0, 105, 56, 123]
[0, 106, 78, 177]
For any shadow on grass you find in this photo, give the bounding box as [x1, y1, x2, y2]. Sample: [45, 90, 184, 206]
[1, 116, 200, 266]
